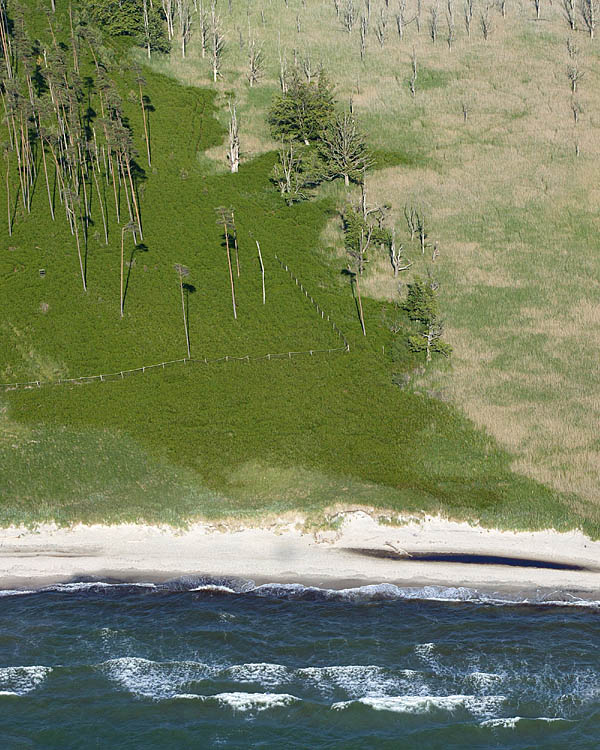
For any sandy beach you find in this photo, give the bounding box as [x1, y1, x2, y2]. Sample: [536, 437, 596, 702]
[1, 511, 599, 595]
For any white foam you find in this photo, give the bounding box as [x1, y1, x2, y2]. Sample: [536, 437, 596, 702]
[332, 694, 505, 716]
[174, 692, 299, 711]
[481, 716, 571, 729]
[467, 671, 503, 688]
[189, 585, 236, 594]
[226, 663, 290, 688]
[0, 690, 20, 697]
[0, 589, 35, 598]
[298, 665, 408, 699]
[100, 657, 218, 699]
[0, 666, 52, 695]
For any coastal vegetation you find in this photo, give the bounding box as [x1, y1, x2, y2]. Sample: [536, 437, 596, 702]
[0, 0, 599, 536]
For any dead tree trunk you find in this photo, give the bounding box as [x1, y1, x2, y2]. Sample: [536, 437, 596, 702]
[227, 101, 240, 173]
[256, 240, 265, 303]
[216, 207, 237, 319]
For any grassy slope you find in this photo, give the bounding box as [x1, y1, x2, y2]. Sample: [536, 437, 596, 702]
[0, 4, 592, 534]
[146, 0, 600, 521]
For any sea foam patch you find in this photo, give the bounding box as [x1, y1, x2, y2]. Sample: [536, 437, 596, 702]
[174, 691, 299, 711]
[100, 657, 219, 699]
[297, 665, 417, 699]
[0, 666, 52, 696]
[332, 694, 505, 717]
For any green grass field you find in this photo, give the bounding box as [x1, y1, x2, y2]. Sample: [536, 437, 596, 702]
[0, 0, 597, 535]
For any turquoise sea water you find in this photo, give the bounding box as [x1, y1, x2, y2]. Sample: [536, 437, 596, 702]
[0, 579, 598, 749]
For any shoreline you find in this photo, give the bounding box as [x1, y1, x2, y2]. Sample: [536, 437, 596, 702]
[1, 512, 599, 596]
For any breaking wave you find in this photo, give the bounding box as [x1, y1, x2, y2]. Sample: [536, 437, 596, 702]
[0, 577, 597, 608]
[331, 694, 505, 717]
[0, 666, 52, 696]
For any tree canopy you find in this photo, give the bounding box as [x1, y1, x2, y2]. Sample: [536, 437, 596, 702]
[404, 277, 452, 361]
[268, 71, 335, 145]
[84, 0, 170, 53]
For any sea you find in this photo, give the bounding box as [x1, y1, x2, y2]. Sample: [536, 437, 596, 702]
[0, 577, 598, 749]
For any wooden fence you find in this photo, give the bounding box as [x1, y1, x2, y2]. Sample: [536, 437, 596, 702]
[1, 256, 350, 392]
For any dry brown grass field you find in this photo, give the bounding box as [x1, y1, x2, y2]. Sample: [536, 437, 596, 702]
[144, 0, 600, 509]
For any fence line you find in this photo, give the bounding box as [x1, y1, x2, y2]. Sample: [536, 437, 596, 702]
[1, 256, 350, 393]
[274, 254, 349, 350]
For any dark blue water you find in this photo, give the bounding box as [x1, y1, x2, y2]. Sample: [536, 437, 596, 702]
[1, 579, 598, 749]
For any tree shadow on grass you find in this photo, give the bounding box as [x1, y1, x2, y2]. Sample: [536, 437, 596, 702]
[123, 242, 149, 313]
[341, 267, 361, 332]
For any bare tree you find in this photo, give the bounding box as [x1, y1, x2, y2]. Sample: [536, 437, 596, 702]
[390, 229, 411, 276]
[429, 0, 440, 41]
[571, 97, 582, 123]
[360, 15, 368, 58]
[271, 142, 314, 203]
[162, 0, 175, 39]
[143, 0, 152, 58]
[199, 2, 210, 56]
[343, 0, 356, 31]
[404, 204, 418, 239]
[211, 1, 225, 82]
[563, 0, 577, 28]
[446, 0, 455, 48]
[136, 72, 151, 167]
[319, 113, 373, 186]
[215, 206, 237, 319]
[174, 264, 192, 357]
[255, 240, 265, 304]
[247, 39, 264, 87]
[121, 221, 138, 317]
[417, 211, 428, 254]
[302, 53, 313, 82]
[533, 0, 542, 19]
[177, 0, 193, 57]
[396, 0, 407, 39]
[346, 225, 372, 336]
[227, 100, 239, 172]
[480, 3, 493, 39]
[375, 7, 388, 44]
[464, 0, 473, 35]
[567, 48, 584, 92]
[580, 0, 597, 36]
[278, 45, 288, 92]
[410, 46, 418, 97]
[499, 0, 507, 17]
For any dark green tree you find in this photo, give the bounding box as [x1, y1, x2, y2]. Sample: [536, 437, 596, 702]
[404, 276, 452, 362]
[83, 0, 170, 53]
[268, 71, 334, 145]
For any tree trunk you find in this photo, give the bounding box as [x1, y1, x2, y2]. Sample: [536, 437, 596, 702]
[354, 275, 366, 335]
[93, 166, 108, 244]
[140, 86, 151, 166]
[124, 155, 143, 240]
[256, 240, 265, 304]
[180, 277, 191, 357]
[40, 140, 55, 221]
[120, 229, 125, 317]
[5, 154, 11, 236]
[224, 221, 237, 319]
